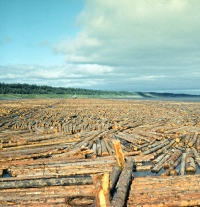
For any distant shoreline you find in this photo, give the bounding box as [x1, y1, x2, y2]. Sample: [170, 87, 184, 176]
[1, 95, 200, 102]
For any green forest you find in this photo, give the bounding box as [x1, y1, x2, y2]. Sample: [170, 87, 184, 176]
[0, 82, 199, 98]
[0, 82, 134, 96]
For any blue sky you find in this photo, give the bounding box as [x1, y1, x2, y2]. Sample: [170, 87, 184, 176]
[1, 0, 200, 94]
[0, 0, 83, 65]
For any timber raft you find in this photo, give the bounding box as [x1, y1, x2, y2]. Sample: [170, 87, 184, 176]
[0, 98, 200, 207]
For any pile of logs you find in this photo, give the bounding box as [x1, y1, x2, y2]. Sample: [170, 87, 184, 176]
[0, 98, 200, 206]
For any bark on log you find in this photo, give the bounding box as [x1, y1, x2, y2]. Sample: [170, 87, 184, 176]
[161, 156, 181, 176]
[185, 156, 196, 174]
[143, 140, 169, 155]
[111, 161, 133, 207]
[188, 132, 198, 147]
[191, 148, 200, 167]
[152, 153, 165, 164]
[101, 139, 109, 156]
[110, 166, 122, 193]
[163, 150, 182, 169]
[104, 138, 113, 155]
[0, 176, 93, 189]
[96, 137, 102, 157]
[151, 153, 172, 173]
[135, 165, 153, 171]
[180, 152, 186, 175]
[152, 140, 175, 157]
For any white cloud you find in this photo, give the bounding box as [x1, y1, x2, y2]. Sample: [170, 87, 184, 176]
[54, 0, 200, 68]
[1, 0, 200, 94]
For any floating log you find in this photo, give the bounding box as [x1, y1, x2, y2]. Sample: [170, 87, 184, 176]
[152, 140, 175, 157]
[151, 152, 172, 173]
[104, 138, 113, 155]
[191, 148, 200, 167]
[0, 176, 93, 189]
[180, 152, 187, 175]
[96, 137, 102, 157]
[185, 156, 196, 174]
[161, 156, 181, 176]
[152, 153, 165, 164]
[142, 140, 169, 155]
[101, 139, 109, 156]
[135, 165, 153, 171]
[111, 161, 133, 207]
[110, 166, 122, 193]
[163, 149, 182, 169]
[188, 132, 198, 147]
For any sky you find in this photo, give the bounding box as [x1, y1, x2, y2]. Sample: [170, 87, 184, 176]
[0, 0, 200, 94]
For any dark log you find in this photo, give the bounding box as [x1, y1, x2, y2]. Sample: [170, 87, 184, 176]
[110, 166, 122, 192]
[111, 161, 133, 207]
[104, 138, 113, 155]
[0, 176, 93, 189]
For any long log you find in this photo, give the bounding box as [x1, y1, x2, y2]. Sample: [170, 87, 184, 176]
[163, 149, 182, 169]
[188, 132, 198, 147]
[142, 140, 169, 155]
[191, 148, 200, 167]
[161, 156, 181, 176]
[135, 165, 153, 171]
[0, 176, 93, 189]
[180, 152, 186, 175]
[153, 140, 175, 157]
[185, 156, 196, 174]
[111, 161, 133, 207]
[110, 166, 122, 193]
[151, 152, 172, 173]
[101, 139, 109, 156]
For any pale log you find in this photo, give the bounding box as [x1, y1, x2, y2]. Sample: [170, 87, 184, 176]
[185, 156, 196, 174]
[180, 152, 186, 175]
[151, 153, 172, 173]
[142, 140, 169, 155]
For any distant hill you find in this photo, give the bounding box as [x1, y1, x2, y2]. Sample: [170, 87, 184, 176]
[0, 82, 200, 98]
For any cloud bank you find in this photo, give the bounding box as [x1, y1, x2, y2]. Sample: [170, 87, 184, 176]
[1, 0, 200, 94]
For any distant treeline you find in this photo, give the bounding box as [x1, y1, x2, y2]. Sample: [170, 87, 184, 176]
[0, 82, 199, 97]
[0, 82, 134, 96]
